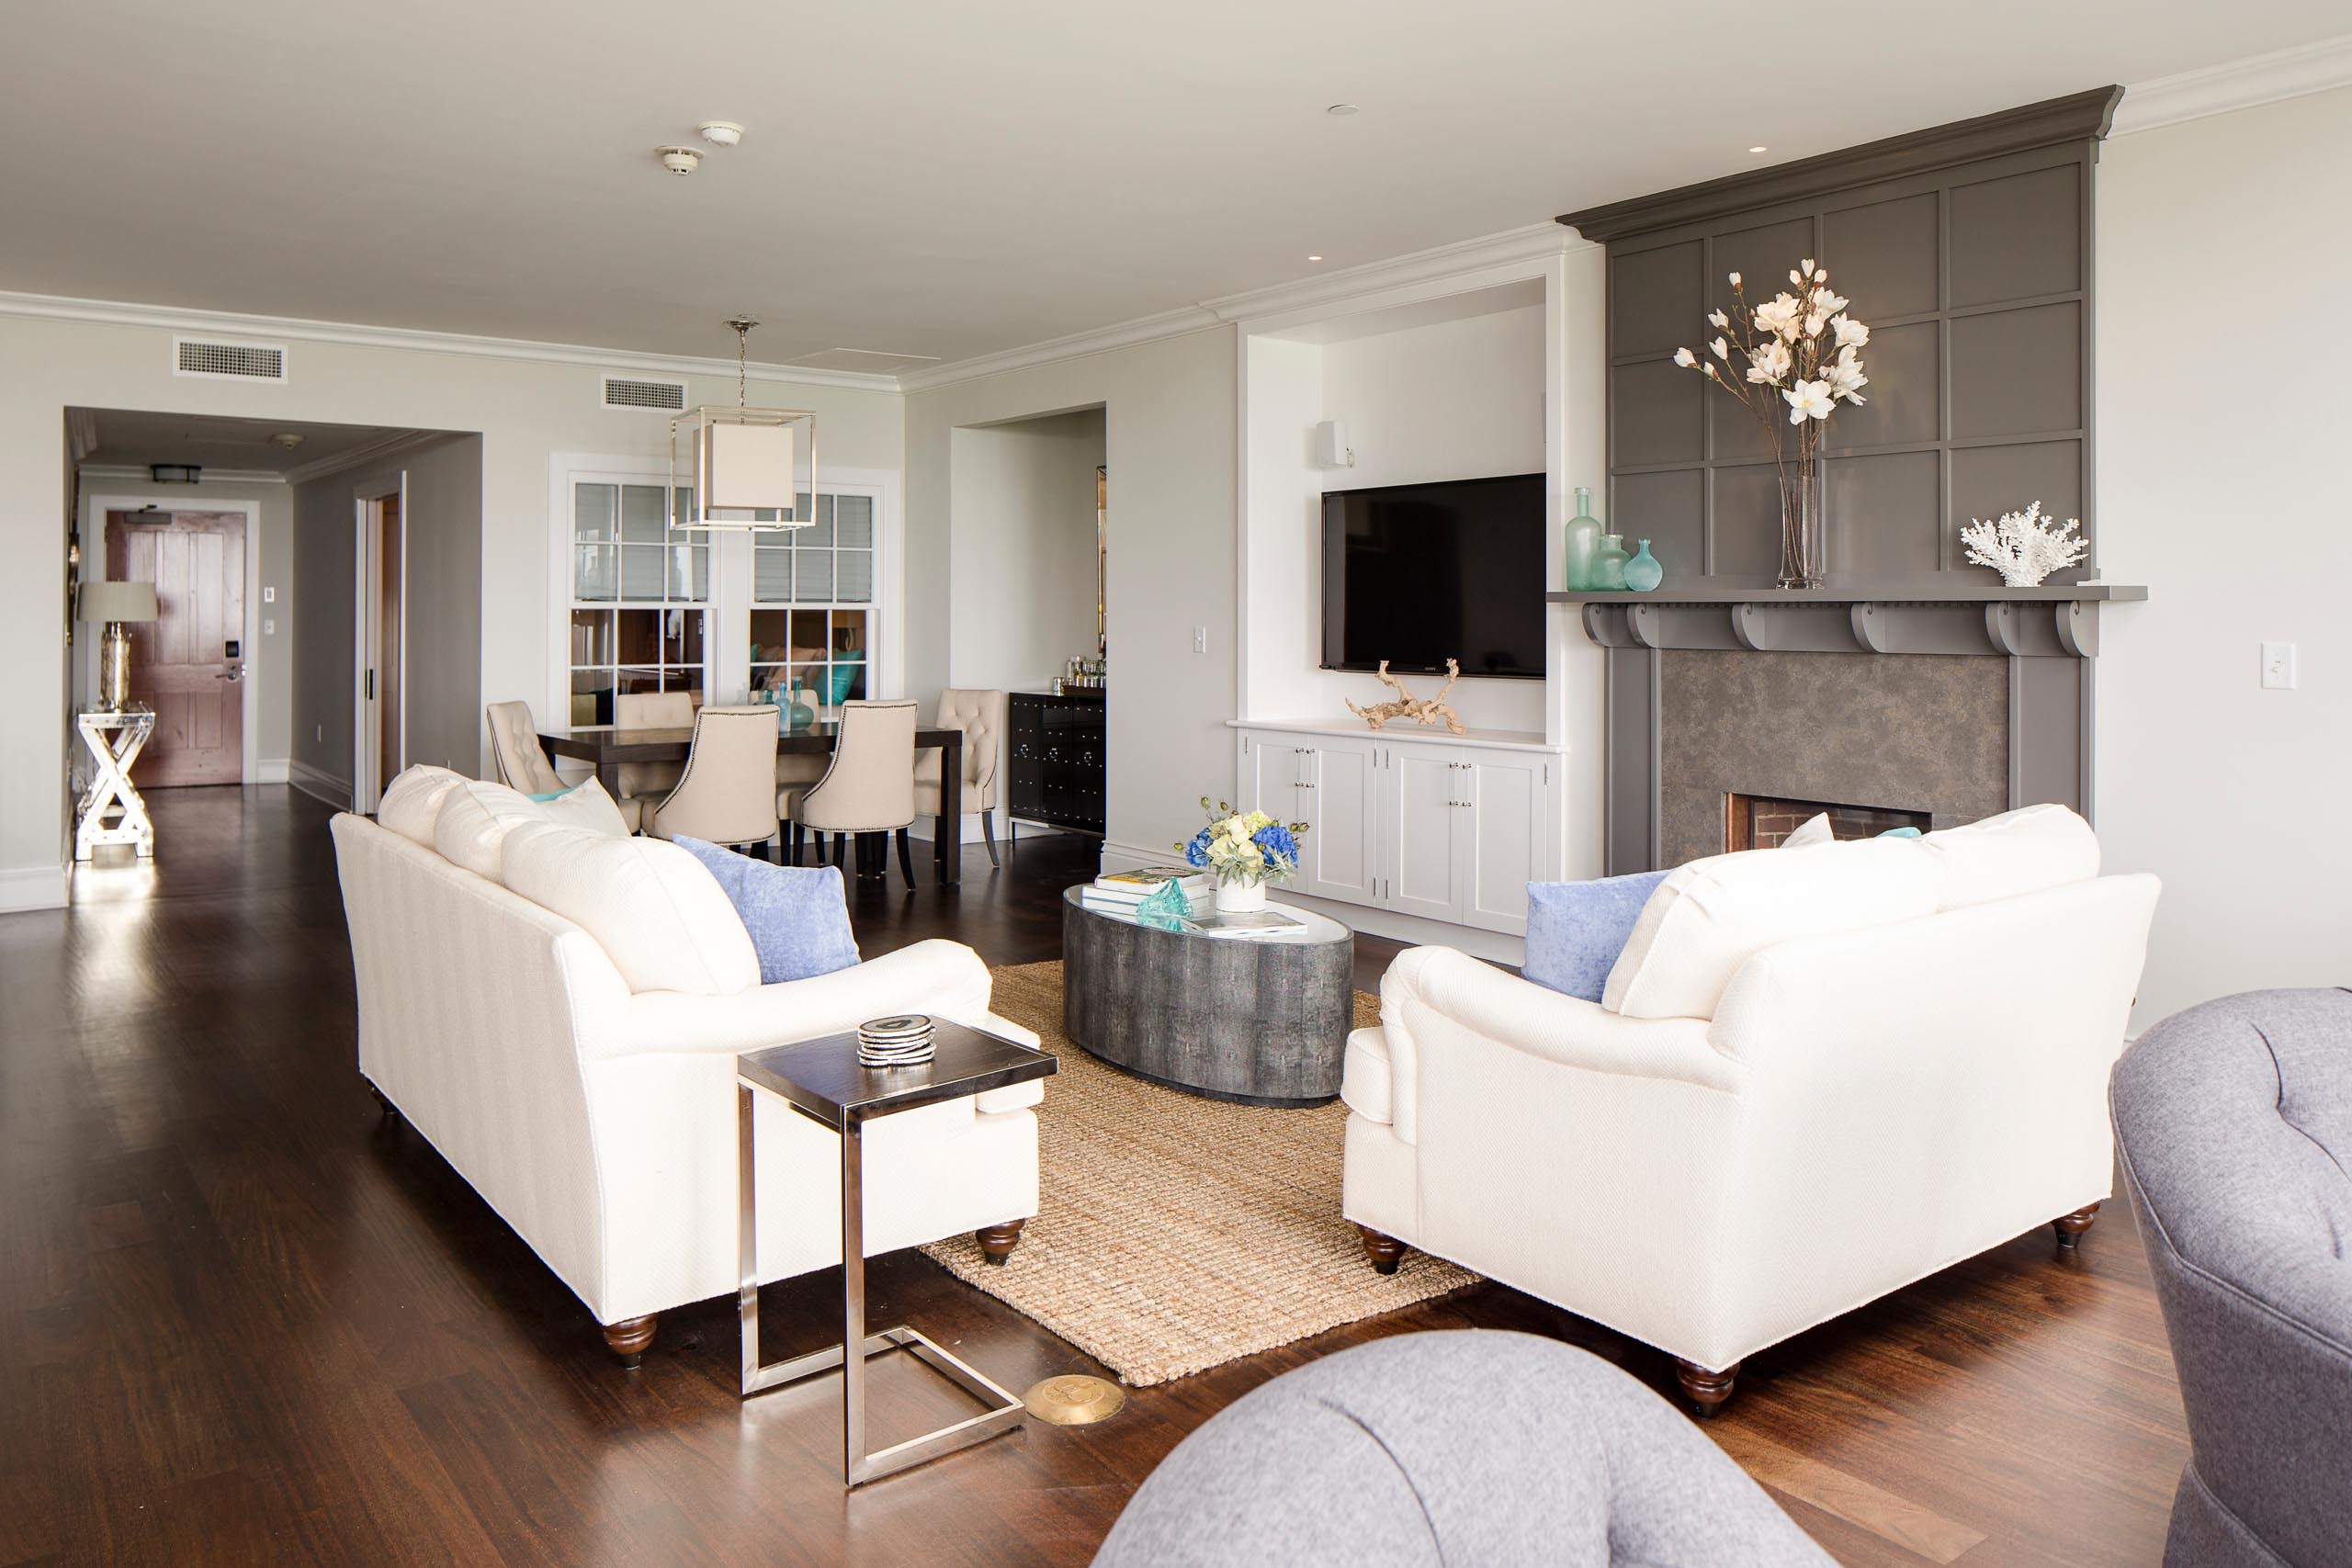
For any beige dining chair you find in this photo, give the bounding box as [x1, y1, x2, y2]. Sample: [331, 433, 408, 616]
[649, 705, 783, 853]
[614, 690, 695, 829]
[785, 699, 919, 884]
[912, 689, 1008, 869]
[486, 701, 565, 794]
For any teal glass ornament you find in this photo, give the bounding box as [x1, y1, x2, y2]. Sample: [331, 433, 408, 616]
[1136, 879, 1192, 930]
[1563, 485, 1602, 592]
[1623, 538, 1663, 592]
[1594, 533, 1630, 591]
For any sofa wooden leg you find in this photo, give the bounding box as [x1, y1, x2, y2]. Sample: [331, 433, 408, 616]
[2054, 1201, 2100, 1251]
[977, 1219, 1026, 1266]
[602, 1314, 658, 1369]
[1675, 1358, 1739, 1416]
[364, 1078, 397, 1120]
[1356, 1224, 1405, 1275]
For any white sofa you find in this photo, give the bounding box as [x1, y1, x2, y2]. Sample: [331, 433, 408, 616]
[331, 769, 1044, 1365]
[1340, 805, 2158, 1412]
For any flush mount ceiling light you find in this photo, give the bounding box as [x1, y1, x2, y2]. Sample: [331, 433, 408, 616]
[1306, 254, 1324, 262]
[149, 464, 200, 484]
[269, 432, 305, 449]
[698, 120, 744, 147]
[1326, 103, 1360, 117]
[1749, 144, 1769, 153]
[670, 317, 815, 532]
[656, 145, 702, 175]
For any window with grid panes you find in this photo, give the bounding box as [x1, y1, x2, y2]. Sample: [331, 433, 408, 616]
[568, 480, 710, 726]
[749, 491, 876, 710]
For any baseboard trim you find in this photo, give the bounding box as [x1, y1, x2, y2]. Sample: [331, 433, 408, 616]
[288, 760, 353, 811]
[255, 758, 291, 785]
[0, 863, 71, 913]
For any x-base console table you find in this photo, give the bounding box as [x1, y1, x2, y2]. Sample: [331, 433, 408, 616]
[735, 1022, 1057, 1484]
[75, 709, 157, 861]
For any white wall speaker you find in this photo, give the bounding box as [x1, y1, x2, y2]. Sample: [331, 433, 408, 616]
[1315, 420, 1355, 468]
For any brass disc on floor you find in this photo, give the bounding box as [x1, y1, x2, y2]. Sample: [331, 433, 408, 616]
[1023, 1374, 1126, 1425]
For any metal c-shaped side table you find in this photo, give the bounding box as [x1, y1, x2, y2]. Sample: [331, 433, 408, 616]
[735, 1022, 1056, 1485]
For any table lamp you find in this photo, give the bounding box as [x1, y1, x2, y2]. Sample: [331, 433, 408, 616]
[77, 580, 160, 712]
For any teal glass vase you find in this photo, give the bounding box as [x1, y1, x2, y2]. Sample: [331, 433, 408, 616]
[1623, 538, 1663, 592]
[1563, 485, 1602, 591]
[1594, 533, 1630, 591]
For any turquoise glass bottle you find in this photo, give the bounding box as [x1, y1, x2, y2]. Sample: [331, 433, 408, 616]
[1623, 538, 1663, 592]
[1563, 485, 1603, 591]
[1594, 533, 1630, 591]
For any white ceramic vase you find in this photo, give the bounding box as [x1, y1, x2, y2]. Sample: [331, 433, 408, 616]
[1214, 878, 1267, 914]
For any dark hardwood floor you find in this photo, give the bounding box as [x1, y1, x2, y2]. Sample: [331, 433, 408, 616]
[1, 786, 2188, 1566]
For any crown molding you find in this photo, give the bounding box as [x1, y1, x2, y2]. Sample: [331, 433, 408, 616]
[0, 289, 903, 392]
[280, 429, 453, 486]
[2110, 32, 2352, 135]
[78, 463, 287, 486]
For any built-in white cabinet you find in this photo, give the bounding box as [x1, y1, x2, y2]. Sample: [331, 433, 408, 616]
[1236, 726, 1555, 936]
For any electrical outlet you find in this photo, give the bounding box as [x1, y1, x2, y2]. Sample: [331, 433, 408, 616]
[1192, 626, 1207, 654]
[2261, 641, 2297, 690]
[262, 617, 275, 635]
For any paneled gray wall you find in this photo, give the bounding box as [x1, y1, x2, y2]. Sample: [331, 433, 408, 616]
[1583, 107, 2110, 589]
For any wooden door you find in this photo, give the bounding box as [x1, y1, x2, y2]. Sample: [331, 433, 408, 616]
[106, 511, 244, 786]
[377, 492, 403, 796]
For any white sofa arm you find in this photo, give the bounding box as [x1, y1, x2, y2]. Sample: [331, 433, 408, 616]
[585, 939, 1041, 1063]
[1376, 946, 1733, 1145]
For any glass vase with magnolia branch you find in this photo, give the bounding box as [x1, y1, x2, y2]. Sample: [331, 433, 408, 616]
[1674, 259, 1870, 589]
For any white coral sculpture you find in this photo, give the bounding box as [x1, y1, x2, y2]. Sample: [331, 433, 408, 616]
[1958, 502, 2087, 587]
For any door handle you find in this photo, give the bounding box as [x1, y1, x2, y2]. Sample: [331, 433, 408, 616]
[366, 670, 375, 700]
[217, 666, 244, 683]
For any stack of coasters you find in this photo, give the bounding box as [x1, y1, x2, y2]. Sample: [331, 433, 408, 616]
[856, 1013, 937, 1067]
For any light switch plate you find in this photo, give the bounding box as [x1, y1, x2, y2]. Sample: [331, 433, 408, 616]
[263, 585, 276, 604]
[1192, 626, 1207, 654]
[2261, 641, 2296, 690]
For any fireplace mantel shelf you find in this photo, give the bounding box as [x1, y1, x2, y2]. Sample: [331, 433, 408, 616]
[1566, 582, 2144, 661]
[1548, 583, 2146, 605]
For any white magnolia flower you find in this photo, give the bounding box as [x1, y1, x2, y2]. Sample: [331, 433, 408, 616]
[1789, 269, 1804, 287]
[1710, 336, 1729, 360]
[1744, 338, 1792, 384]
[1804, 312, 1826, 338]
[1783, 379, 1835, 423]
[1673, 346, 1698, 368]
[1814, 269, 1828, 284]
[1831, 314, 1869, 348]
[1809, 287, 1849, 316]
[1727, 270, 1741, 287]
[1754, 294, 1804, 340]
[1824, 346, 1869, 403]
[1707, 309, 1730, 329]
[1800, 257, 1817, 277]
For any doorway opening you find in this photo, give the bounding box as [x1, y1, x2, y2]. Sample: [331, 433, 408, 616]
[358, 485, 405, 807]
[101, 507, 250, 785]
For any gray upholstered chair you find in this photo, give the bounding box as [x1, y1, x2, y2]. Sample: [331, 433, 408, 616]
[2110, 988, 2352, 1568]
[786, 699, 919, 885]
[647, 705, 781, 852]
[1092, 1331, 1831, 1568]
[614, 690, 694, 827]
[486, 701, 564, 795]
[913, 688, 1008, 867]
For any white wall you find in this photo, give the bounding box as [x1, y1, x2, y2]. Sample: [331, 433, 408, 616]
[0, 311, 899, 907]
[906, 330, 1237, 864]
[2097, 85, 2352, 1028]
[947, 408, 1105, 692]
[74, 472, 294, 773]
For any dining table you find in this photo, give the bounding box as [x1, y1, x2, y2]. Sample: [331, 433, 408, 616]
[538, 720, 964, 884]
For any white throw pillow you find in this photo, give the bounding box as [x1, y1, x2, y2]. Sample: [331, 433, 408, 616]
[378, 764, 468, 849]
[432, 781, 549, 883]
[1780, 812, 1835, 849]
[1920, 803, 2099, 910]
[500, 821, 758, 996]
[532, 777, 630, 840]
[1602, 837, 1945, 1020]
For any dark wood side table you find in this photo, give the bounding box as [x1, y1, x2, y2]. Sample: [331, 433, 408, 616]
[736, 1022, 1057, 1485]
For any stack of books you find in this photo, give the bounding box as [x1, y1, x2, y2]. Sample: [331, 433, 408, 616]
[1080, 865, 1211, 919]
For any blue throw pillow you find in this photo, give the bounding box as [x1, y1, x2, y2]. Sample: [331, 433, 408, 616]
[673, 837, 861, 984]
[1522, 870, 1670, 1003]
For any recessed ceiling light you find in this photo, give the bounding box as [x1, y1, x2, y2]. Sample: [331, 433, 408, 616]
[699, 121, 744, 147]
[1306, 254, 1324, 263]
[1326, 104, 1360, 117]
[270, 433, 306, 449]
[1748, 144, 1769, 153]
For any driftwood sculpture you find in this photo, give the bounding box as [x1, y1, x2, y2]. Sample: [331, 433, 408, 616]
[1345, 659, 1465, 736]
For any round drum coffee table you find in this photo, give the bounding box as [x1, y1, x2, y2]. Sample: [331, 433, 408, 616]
[1060, 886, 1356, 1107]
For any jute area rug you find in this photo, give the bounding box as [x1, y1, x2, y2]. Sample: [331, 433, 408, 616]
[920, 961, 1478, 1386]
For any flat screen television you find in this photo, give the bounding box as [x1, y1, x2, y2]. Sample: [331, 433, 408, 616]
[1320, 472, 1545, 680]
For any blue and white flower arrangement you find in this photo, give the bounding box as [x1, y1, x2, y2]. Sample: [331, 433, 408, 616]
[1177, 797, 1308, 912]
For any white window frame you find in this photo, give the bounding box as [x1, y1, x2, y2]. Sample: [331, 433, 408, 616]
[545, 455, 901, 728]
[746, 480, 887, 710]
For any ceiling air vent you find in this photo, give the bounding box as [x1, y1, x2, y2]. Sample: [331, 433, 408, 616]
[601, 375, 688, 412]
[173, 337, 288, 381]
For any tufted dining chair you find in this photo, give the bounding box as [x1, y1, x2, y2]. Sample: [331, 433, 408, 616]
[486, 701, 565, 793]
[614, 691, 695, 829]
[786, 699, 920, 885]
[913, 689, 1008, 868]
[648, 705, 782, 852]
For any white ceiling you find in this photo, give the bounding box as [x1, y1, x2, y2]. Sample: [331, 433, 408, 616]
[1, 2, 2341, 369]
